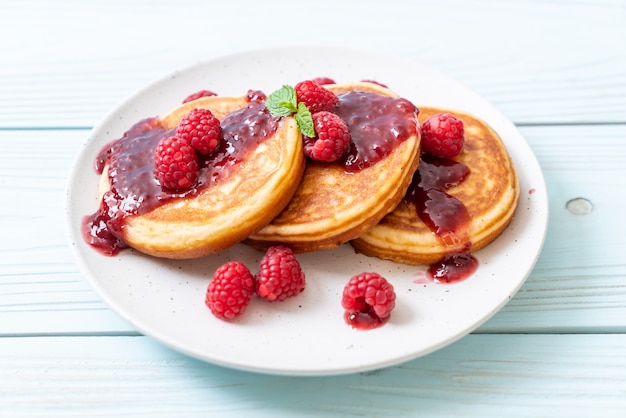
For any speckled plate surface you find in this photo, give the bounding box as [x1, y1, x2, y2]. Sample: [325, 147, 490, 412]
[66, 46, 548, 376]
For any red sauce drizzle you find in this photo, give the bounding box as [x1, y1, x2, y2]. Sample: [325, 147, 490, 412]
[344, 309, 389, 330]
[82, 100, 280, 256]
[407, 154, 478, 283]
[334, 90, 419, 171]
[427, 250, 478, 284]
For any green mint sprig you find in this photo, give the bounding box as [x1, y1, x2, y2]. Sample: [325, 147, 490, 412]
[265, 85, 315, 137]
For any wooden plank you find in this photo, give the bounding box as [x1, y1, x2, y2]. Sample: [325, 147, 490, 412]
[481, 124, 626, 332]
[1, 124, 624, 336]
[0, 129, 137, 335]
[1, 334, 625, 416]
[0, 0, 625, 127]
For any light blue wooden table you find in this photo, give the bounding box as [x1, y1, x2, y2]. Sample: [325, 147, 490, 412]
[1, 0, 625, 416]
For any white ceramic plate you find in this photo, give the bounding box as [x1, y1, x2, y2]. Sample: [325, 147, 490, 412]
[66, 46, 548, 376]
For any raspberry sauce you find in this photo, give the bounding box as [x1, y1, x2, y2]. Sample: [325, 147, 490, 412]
[407, 154, 478, 283]
[82, 101, 280, 256]
[334, 90, 419, 171]
[427, 250, 478, 284]
[344, 309, 390, 330]
[408, 154, 471, 245]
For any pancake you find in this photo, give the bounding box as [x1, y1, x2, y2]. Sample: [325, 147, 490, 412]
[89, 94, 306, 259]
[350, 107, 519, 265]
[245, 82, 421, 253]
[159, 95, 250, 127]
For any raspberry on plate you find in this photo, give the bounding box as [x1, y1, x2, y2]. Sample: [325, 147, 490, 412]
[153, 136, 199, 191]
[176, 108, 222, 155]
[421, 112, 465, 158]
[205, 261, 255, 320]
[303, 111, 352, 162]
[295, 80, 339, 114]
[255, 245, 305, 302]
[182, 89, 217, 104]
[341, 272, 396, 329]
[246, 89, 267, 102]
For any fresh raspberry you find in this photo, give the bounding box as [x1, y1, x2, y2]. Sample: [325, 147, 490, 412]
[341, 272, 396, 320]
[310, 77, 336, 86]
[182, 89, 217, 103]
[295, 80, 339, 114]
[154, 136, 199, 191]
[421, 112, 465, 158]
[246, 89, 267, 102]
[303, 111, 352, 162]
[255, 246, 305, 302]
[205, 261, 255, 320]
[176, 108, 222, 155]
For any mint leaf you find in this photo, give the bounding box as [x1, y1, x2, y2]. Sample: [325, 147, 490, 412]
[294, 102, 315, 138]
[265, 85, 297, 117]
[266, 85, 315, 137]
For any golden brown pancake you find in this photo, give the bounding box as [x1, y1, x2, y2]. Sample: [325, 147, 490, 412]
[97, 95, 306, 259]
[350, 107, 519, 265]
[246, 82, 421, 253]
[159, 95, 250, 127]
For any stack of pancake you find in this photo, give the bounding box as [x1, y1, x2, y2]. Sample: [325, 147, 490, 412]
[96, 94, 305, 259]
[350, 107, 520, 265]
[94, 82, 519, 264]
[246, 82, 422, 253]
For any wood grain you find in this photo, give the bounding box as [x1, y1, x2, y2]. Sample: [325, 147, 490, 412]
[0, 0, 625, 128]
[1, 335, 625, 417]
